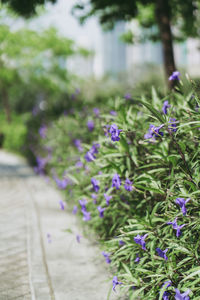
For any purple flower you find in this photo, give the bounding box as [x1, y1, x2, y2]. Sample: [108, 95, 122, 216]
[104, 193, 112, 205]
[109, 124, 122, 142]
[47, 233, 52, 243]
[110, 110, 117, 116]
[39, 125, 47, 139]
[59, 199, 65, 210]
[91, 178, 100, 193]
[124, 93, 132, 100]
[162, 281, 172, 289]
[112, 173, 121, 190]
[72, 205, 78, 214]
[75, 160, 83, 169]
[102, 251, 111, 264]
[74, 139, 83, 152]
[97, 206, 106, 218]
[134, 234, 148, 250]
[112, 276, 122, 291]
[124, 178, 133, 192]
[163, 291, 170, 300]
[85, 151, 95, 162]
[76, 234, 82, 243]
[134, 253, 140, 263]
[104, 124, 110, 136]
[168, 118, 178, 132]
[82, 210, 91, 221]
[167, 217, 185, 237]
[93, 108, 100, 117]
[84, 143, 100, 162]
[144, 124, 164, 140]
[160, 281, 172, 300]
[119, 240, 125, 246]
[162, 101, 171, 115]
[169, 71, 180, 81]
[87, 120, 95, 131]
[174, 288, 191, 300]
[79, 199, 87, 211]
[54, 177, 68, 189]
[156, 248, 168, 260]
[175, 198, 190, 216]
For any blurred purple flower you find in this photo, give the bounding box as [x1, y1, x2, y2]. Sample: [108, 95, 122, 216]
[97, 206, 106, 218]
[104, 193, 112, 205]
[75, 160, 83, 169]
[87, 120, 95, 131]
[76, 234, 82, 243]
[112, 276, 122, 291]
[124, 178, 133, 192]
[47, 233, 52, 243]
[91, 178, 100, 193]
[102, 251, 111, 264]
[124, 93, 132, 100]
[168, 118, 178, 132]
[72, 205, 78, 214]
[79, 199, 87, 211]
[109, 124, 122, 142]
[167, 217, 185, 237]
[169, 71, 180, 81]
[110, 110, 117, 116]
[59, 199, 65, 210]
[82, 210, 91, 221]
[163, 291, 170, 300]
[54, 177, 68, 189]
[144, 124, 164, 140]
[91, 193, 97, 204]
[112, 173, 121, 190]
[93, 108, 100, 116]
[175, 198, 190, 216]
[175, 288, 191, 300]
[162, 101, 171, 115]
[39, 124, 47, 139]
[134, 234, 148, 250]
[84, 143, 100, 162]
[156, 248, 168, 260]
[134, 253, 140, 263]
[74, 139, 83, 152]
[119, 240, 125, 246]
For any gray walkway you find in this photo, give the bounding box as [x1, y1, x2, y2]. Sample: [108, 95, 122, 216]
[0, 151, 120, 300]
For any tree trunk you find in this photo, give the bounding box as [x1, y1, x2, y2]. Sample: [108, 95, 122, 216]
[155, 0, 176, 89]
[2, 88, 11, 123]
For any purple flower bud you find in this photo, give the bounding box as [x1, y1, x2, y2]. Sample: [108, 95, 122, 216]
[175, 198, 190, 216]
[162, 101, 171, 115]
[156, 248, 168, 260]
[174, 288, 191, 300]
[109, 124, 122, 142]
[91, 178, 100, 193]
[112, 276, 122, 291]
[124, 178, 133, 191]
[102, 251, 111, 264]
[72, 205, 78, 214]
[87, 120, 95, 131]
[93, 108, 100, 117]
[97, 206, 106, 218]
[104, 193, 112, 205]
[59, 199, 65, 210]
[39, 125, 47, 139]
[112, 173, 121, 190]
[134, 234, 148, 250]
[169, 71, 180, 81]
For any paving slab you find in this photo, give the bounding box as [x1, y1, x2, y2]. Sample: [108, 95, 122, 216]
[0, 151, 121, 300]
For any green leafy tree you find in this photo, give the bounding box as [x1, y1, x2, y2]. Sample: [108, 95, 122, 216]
[72, 0, 199, 89]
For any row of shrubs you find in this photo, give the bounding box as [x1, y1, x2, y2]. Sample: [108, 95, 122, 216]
[30, 74, 200, 299]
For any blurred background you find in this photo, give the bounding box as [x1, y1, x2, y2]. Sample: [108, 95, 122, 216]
[0, 0, 200, 157]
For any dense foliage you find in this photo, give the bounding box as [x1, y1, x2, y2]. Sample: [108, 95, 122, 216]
[33, 75, 200, 299]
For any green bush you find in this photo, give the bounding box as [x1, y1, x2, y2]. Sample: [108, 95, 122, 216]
[32, 76, 200, 299]
[0, 113, 28, 153]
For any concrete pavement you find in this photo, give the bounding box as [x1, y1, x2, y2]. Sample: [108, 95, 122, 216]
[0, 151, 121, 300]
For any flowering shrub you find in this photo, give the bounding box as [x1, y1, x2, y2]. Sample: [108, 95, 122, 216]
[33, 79, 200, 299]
